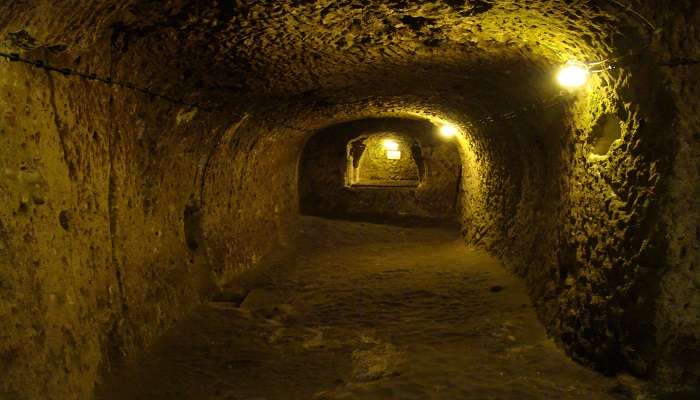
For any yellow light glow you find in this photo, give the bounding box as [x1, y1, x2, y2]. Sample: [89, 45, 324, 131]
[557, 62, 590, 89]
[386, 150, 401, 160]
[439, 124, 458, 138]
[383, 139, 399, 151]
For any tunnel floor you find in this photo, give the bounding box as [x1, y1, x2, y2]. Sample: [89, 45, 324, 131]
[97, 216, 627, 400]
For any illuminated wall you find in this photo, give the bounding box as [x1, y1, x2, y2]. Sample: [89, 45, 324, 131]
[347, 133, 421, 187]
[300, 118, 461, 220]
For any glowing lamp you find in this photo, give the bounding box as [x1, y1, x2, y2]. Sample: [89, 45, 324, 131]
[439, 124, 458, 138]
[383, 139, 399, 151]
[386, 150, 401, 160]
[557, 61, 590, 89]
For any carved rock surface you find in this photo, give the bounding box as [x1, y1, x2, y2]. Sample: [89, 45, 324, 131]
[0, 1, 698, 398]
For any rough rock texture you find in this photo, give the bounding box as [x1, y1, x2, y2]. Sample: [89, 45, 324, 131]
[0, 0, 698, 398]
[95, 217, 628, 400]
[0, 30, 300, 400]
[352, 134, 421, 184]
[651, 1, 700, 385]
[300, 118, 461, 220]
[0, 51, 300, 398]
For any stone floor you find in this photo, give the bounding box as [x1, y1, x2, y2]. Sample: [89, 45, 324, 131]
[97, 216, 635, 400]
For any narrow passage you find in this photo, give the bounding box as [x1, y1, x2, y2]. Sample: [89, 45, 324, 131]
[98, 217, 623, 400]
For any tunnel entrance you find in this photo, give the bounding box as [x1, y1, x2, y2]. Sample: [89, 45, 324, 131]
[299, 118, 461, 222]
[346, 133, 423, 188]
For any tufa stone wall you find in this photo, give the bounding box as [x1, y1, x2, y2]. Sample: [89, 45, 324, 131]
[1, 0, 698, 395]
[0, 49, 302, 400]
[353, 133, 421, 184]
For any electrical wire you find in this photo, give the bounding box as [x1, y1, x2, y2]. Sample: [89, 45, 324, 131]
[470, 92, 572, 126]
[0, 51, 221, 112]
[580, 0, 662, 70]
[607, 0, 659, 33]
[1, 0, 693, 128]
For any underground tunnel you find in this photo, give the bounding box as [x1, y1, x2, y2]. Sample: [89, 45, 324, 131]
[0, 1, 698, 399]
[299, 118, 462, 221]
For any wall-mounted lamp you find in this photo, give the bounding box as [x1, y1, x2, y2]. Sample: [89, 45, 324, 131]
[383, 139, 399, 151]
[383, 139, 401, 159]
[386, 150, 402, 160]
[556, 61, 590, 90]
[439, 124, 458, 138]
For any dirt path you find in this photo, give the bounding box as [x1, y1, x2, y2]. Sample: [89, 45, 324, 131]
[97, 216, 626, 400]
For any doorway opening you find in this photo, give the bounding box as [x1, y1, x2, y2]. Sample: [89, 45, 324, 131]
[346, 133, 424, 188]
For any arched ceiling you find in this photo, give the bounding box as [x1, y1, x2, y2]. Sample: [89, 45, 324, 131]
[0, 0, 642, 119]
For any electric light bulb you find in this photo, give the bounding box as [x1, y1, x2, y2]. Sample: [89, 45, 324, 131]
[557, 62, 590, 89]
[383, 139, 399, 151]
[439, 124, 458, 138]
[386, 150, 401, 160]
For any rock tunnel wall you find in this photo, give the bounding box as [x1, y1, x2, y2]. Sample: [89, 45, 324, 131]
[354, 134, 421, 184]
[460, 72, 675, 379]
[0, 0, 698, 398]
[651, 1, 700, 385]
[200, 118, 303, 286]
[456, 2, 700, 385]
[0, 48, 301, 400]
[299, 118, 461, 221]
[0, 56, 205, 398]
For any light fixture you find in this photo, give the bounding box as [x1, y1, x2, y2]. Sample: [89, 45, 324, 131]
[439, 124, 458, 138]
[386, 150, 402, 160]
[383, 139, 399, 151]
[556, 61, 590, 89]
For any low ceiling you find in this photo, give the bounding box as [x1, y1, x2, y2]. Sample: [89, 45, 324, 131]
[0, 1, 643, 121]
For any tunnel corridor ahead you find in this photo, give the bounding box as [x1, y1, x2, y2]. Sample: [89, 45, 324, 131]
[1, 1, 699, 399]
[96, 216, 623, 400]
